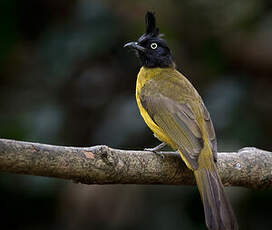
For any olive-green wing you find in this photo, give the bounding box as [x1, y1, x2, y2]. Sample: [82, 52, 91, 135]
[140, 91, 203, 169]
[202, 102, 217, 161]
[140, 76, 217, 169]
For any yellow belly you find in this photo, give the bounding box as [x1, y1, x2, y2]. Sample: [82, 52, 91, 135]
[135, 67, 176, 148]
[135, 67, 197, 170]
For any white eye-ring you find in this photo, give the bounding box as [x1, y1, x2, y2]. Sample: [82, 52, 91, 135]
[150, 43, 158, 49]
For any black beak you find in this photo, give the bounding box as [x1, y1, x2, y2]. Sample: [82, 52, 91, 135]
[124, 42, 145, 52]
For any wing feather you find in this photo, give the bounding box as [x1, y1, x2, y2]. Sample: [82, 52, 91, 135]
[141, 94, 203, 169]
[139, 70, 217, 169]
[201, 103, 218, 161]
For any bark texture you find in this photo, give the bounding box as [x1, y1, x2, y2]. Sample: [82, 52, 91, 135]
[0, 138, 271, 189]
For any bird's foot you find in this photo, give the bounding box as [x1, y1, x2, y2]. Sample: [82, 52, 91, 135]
[144, 142, 166, 158]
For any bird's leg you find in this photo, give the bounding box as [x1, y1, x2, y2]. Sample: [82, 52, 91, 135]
[144, 142, 167, 153]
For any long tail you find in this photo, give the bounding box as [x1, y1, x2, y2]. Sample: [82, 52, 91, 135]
[194, 153, 238, 230]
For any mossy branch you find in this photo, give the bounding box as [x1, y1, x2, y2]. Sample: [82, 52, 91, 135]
[0, 138, 271, 189]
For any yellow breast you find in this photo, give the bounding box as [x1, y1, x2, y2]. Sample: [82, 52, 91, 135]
[135, 67, 176, 147]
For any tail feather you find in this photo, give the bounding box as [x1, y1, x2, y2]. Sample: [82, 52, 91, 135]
[194, 165, 238, 230]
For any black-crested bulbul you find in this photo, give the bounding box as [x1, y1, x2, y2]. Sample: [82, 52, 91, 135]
[124, 12, 238, 230]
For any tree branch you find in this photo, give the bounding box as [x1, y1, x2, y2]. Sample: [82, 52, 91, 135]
[0, 138, 271, 189]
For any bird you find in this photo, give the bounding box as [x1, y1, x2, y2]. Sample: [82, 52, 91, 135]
[124, 12, 238, 230]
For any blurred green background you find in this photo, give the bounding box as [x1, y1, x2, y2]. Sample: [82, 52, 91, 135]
[1, 0, 272, 229]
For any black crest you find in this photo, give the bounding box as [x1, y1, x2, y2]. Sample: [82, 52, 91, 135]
[145, 12, 159, 37]
[124, 11, 175, 68]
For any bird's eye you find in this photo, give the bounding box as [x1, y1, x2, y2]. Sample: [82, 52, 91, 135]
[150, 43, 158, 49]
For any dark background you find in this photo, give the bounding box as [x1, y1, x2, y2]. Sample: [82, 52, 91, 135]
[1, 0, 272, 229]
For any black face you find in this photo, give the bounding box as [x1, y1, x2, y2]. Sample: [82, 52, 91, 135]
[124, 12, 175, 68]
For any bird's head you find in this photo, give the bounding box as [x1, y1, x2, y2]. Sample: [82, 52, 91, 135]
[124, 12, 175, 68]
